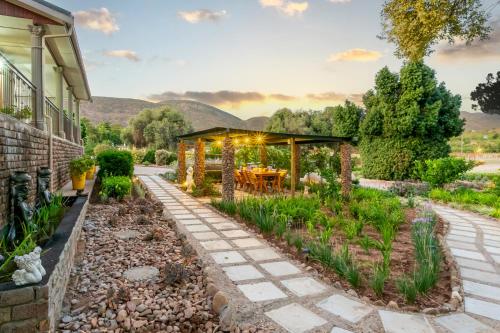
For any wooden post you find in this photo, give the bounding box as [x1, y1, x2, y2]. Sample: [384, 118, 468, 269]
[194, 138, 205, 187]
[222, 136, 235, 202]
[340, 142, 352, 199]
[290, 138, 297, 196]
[177, 140, 186, 184]
[294, 144, 301, 185]
[259, 145, 267, 166]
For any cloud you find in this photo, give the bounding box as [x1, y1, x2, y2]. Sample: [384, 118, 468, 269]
[329, 0, 351, 3]
[178, 9, 227, 23]
[307, 92, 364, 104]
[74, 8, 119, 35]
[103, 50, 140, 62]
[436, 19, 500, 62]
[327, 48, 382, 62]
[260, 0, 309, 16]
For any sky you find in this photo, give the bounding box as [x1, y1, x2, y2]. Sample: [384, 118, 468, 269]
[51, 0, 500, 119]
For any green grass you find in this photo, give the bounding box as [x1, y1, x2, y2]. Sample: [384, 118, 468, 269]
[429, 186, 500, 218]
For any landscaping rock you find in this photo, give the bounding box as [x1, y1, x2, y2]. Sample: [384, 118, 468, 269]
[212, 291, 229, 314]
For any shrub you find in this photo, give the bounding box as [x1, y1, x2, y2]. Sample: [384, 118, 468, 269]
[370, 265, 387, 297]
[131, 148, 146, 164]
[191, 177, 220, 197]
[93, 143, 112, 156]
[69, 157, 90, 177]
[100, 176, 132, 200]
[414, 157, 475, 187]
[143, 149, 156, 164]
[155, 150, 177, 166]
[211, 199, 237, 216]
[97, 150, 133, 178]
[397, 277, 417, 304]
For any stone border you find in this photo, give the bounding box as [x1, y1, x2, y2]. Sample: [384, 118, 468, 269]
[0, 183, 94, 332]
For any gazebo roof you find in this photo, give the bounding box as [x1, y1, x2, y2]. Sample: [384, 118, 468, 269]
[177, 127, 350, 145]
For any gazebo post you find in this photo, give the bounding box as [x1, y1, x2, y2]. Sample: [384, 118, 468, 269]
[259, 145, 267, 166]
[340, 142, 352, 199]
[194, 138, 205, 187]
[177, 140, 186, 184]
[290, 138, 297, 196]
[222, 136, 235, 202]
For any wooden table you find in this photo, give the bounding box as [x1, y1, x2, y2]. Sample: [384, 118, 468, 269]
[252, 170, 279, 193]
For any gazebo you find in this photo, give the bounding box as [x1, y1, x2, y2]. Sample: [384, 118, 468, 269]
[177, 127, 353, 201]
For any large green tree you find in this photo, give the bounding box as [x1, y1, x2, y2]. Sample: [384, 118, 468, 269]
[380, 0, 492, 61]
[360, 62, 464, 180]
[266, 108, 312, 134]
[471, 71, 500, 115]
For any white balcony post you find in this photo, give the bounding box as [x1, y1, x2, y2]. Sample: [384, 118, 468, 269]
[75, 99, 80, 144]
[67, 86, 73, 142]
[29, 25, 45, 130]
[54, 66, 65, 138]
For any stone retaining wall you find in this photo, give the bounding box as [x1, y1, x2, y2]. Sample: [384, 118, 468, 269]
[0, 113, 82, 228]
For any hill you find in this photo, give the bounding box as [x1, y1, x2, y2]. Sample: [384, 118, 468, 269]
[245, 116, 269, 131]
[461, 112, 500, 131]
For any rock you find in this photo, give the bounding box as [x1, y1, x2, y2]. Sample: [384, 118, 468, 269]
[61, 315, 72, 323]
[184, 307, 193, 319]
[126, 301, 136, 312]
[206, 283, 218, 297]
[422, 307, 439, 315]
[374, 300, 385, 307]
[116, 309, 128, 322]
[387, 301, 399, 310]
[219, 305, 233, 331]
[123, 266, 159, 282]
[333, 281, 342, 289]
[346, 289, 358, 297]
[451, 290, 462, 302]
[132, 319, 147, 328]
[136, 304, 147, 313]
[123, 317, 131, 330]
[90, 317, 98, 328]
[212, 291, 229, 314]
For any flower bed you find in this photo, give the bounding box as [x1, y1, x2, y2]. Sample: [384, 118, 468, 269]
[212, 187, 453, 310]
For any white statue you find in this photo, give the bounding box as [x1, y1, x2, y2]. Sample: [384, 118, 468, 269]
[12, 247, 46, 286]
[185, 166, 195, 192]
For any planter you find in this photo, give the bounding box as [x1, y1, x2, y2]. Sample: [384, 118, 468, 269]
[85, 165, 96, 180]
[71, 173, 86, 190]
[0, 193, 91, 332]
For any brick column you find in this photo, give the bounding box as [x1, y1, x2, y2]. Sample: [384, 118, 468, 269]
[177, 140, 186, 183]
[29, 25, 45, 131]
[222, 136, 235, 202]
[67, 87, 73, 142]
[194, 139, 205, 187]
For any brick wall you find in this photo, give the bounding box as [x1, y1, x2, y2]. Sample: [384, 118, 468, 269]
[0, 114, 82, 228]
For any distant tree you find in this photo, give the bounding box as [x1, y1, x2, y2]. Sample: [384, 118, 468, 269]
[331, 101, 363, 138]
[380, 0, 492, 61]
[359, 62, 464, 180]
[266, 108, 311, 134]
[80, 118, 124, 155]
[471, 71, 500, 115]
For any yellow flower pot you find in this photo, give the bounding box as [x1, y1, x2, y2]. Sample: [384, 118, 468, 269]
[86, 165, 96, 180]
[71, 173, 86, 190]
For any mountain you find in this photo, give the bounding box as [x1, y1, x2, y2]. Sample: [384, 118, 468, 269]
[245, 116, 269, 131]
[461, 112, 500, 131]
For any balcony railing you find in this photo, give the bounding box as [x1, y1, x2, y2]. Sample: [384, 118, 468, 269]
[0, 54, 36, 123]
[45, 98, 60, 134]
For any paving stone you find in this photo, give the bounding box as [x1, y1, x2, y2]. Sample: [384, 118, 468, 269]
[192, 232, 220, 240]
[492, 255, 500, 264]
[245, 248, 281, 261]
[465, 297, 500, 321]
[484, 234, 500, 241]
[223, 265, 264, 281]
[211, 222, 239, 230]
[484, 246, 500, 255]
[178, 219, 204, 225]
[463, 280, 500, 301]
[461, 267, 500, 285]
[193, 208, 212, 213]
[185, 224, 211, 232]
[484, 239, 500, 248]
[200, 240, 233, 251]
[331, 329, 355, 333]
[266, 303, 327, 333]
[205, 217, 230, 224]
[455, 257, 495, 272]
[378, 310, 435, 333]
[238, 282, 287, 302]
[199, 213, 219, 218]
[173, 214, 197, 219]
[231, 238, 263, 248]
[282, 277, 327, 297]
[211, 251, 247, 264]
[446, 234, 476, 243]
[221, 230, 250, 238]
[123, 266, 159, 282]
[435, 313, 494, 333]
[451, 225, 476, 232]
[446, 240, 477, 251]
[260, 261, 301, 276]
[317, 295, 372, 323]
[450, 248, 486, 261]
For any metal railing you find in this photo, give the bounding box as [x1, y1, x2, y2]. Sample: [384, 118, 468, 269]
[45, 98, 60, 135]
[0, 53, 36, 122]
[63, 112, 72, 141]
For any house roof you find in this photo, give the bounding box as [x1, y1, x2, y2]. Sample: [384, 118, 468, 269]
[178, 127, 350, 146]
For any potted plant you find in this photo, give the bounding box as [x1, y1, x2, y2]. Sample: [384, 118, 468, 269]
[84, 156, 96, 180]
[69, 157, 88, 190]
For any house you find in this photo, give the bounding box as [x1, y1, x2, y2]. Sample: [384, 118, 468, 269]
[0, 0, 91, 143]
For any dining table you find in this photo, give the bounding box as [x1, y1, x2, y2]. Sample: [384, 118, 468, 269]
[251, 170, 280, 193]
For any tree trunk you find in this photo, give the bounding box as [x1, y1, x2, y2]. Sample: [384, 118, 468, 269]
[177, 140, 186, 184]
[222, 137, 235, 202]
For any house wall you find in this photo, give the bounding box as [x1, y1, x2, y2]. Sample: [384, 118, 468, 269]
[0, 113, 82, 228]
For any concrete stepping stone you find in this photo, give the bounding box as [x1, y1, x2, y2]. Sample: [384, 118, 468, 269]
[378, 310, 435, 333]
[450, 248, 486, 261]
[211, 251, 247, 264]
[463, 280, 500, 301]
[223, 264, 264, 281]
[446, 240, 477, 251]
[455, 257, 495, 272]
[221, 230, 250, 238]
[205, 217, 230, 223]
[281, 277, 327, 297]
[484, 239, 500, 248]
[192, 232, 220, 240]
[200, 240, 232, 251]
[317, 295, 372, 323]
[484, 234, 500, 241]
[211, 222, 239, 230]
[193, 208, 212, 213]
[185, 225, 211, 232]
[260, 261, 301, 277]
[265, 303, 327, 333]
[231, 238, 263, 248]
[245, 248, 281, 261]
[178, 219, 204, 225]
[238, 281, 287, 302]
[484, 246, 500, 255]
[123, 266, 159, 282]
[465, 297, 500, 321]
[199, 213, 219, 218]
[460, 268, 500, 285]
[492, 255, 500, 264]
[447, 235, 476, 243]
[435, 313, 495, 333]
[114, 230, 141, 240]
[173, 214, 197, 219]
[331, 328, 355, 333]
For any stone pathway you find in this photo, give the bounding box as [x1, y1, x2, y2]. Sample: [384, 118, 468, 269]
[139, 175, 500, 333]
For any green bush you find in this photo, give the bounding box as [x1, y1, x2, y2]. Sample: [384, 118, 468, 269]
[69, 157, 90, 177]
[131, 148, 146, 164]
[143, 149, 156, 164]
[414, 157, 475, 187]
[100, 176, 132, 200]
[96, 150, 133, 178]
[155, 150, 177, 166]
[93, 143, 113, 156]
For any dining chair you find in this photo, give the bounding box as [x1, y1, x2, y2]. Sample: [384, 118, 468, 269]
[273, 170, 288, 193]
[246, 171, 260, 193]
